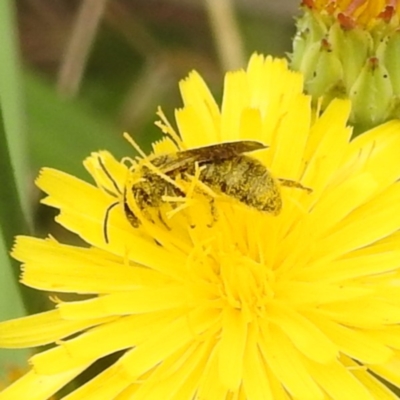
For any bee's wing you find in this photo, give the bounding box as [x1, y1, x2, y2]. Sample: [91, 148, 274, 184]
[158, 140, 268, 174]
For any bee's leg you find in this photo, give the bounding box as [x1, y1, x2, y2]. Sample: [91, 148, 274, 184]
[207, 197, 218, 227]
[157, 209, 172, 230]
[180, 192, 216, 229]
[186, 171, 218, 227]
[278, 178, 312, 193]
[124, 201, 140, 227]
[124, 198, 155, 227]
[191, 192, 217, 228]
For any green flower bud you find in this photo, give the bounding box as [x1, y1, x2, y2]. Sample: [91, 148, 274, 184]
[291, 1, 400, 132]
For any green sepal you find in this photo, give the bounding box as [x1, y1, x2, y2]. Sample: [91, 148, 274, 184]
[329, 24, 372, 91]
[350, 57, 392, 128]
[305, 44, 344, 101]
[292, 10, 328, 71]
[383, 30, 400, 96]
[290, 8, 400, 131]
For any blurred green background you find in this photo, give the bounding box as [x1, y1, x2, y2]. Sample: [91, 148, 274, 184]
[0, 0, 297, 384]
[18, 0, 298, 178]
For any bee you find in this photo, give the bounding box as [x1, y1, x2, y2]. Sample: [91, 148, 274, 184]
[101, 140, 310, 242]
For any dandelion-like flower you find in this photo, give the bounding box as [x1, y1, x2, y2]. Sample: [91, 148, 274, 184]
[292, 0, 400, 131]
[2, 54, 400, 399]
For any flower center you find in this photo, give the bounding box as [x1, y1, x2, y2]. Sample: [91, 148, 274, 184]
[186, 212, 277, 324]
[304, 0, 399, 28]
[217, 251, 275, 320]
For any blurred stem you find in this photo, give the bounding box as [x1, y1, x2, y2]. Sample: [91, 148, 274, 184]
[119, 58, 172, 131]
[204, 0, 245, 70]
[106, 1, 161, 57]
[57, 0, 109, 98]
[0, 0, 31, 229]
[0, 0, 45, 315]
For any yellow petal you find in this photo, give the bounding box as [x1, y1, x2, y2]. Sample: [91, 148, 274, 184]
[305, 358, 374, 400]
[0, 309, 113, 348]
[0, 367, 85, 400]
[217, 308, 247, 390]
[259, 324, 324, 399]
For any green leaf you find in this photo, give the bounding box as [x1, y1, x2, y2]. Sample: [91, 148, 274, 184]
[0, 0, 32, 377]
[25, 72, 127, 180]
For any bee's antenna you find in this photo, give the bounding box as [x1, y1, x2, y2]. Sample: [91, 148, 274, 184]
[97, 156, 123, 196]
[123, 132, 147, 158]
[103, 201, 119, 243]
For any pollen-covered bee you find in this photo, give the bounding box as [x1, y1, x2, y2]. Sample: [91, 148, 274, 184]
[122, 140, 309, 228]
[101, 139, 310, 242]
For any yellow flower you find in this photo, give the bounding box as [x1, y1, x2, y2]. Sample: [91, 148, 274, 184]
[292, 0, 400, 132]
[2, 54, 400, 399]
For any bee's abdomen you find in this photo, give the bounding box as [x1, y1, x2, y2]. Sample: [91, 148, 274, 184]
[199, 155, 282, 215]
